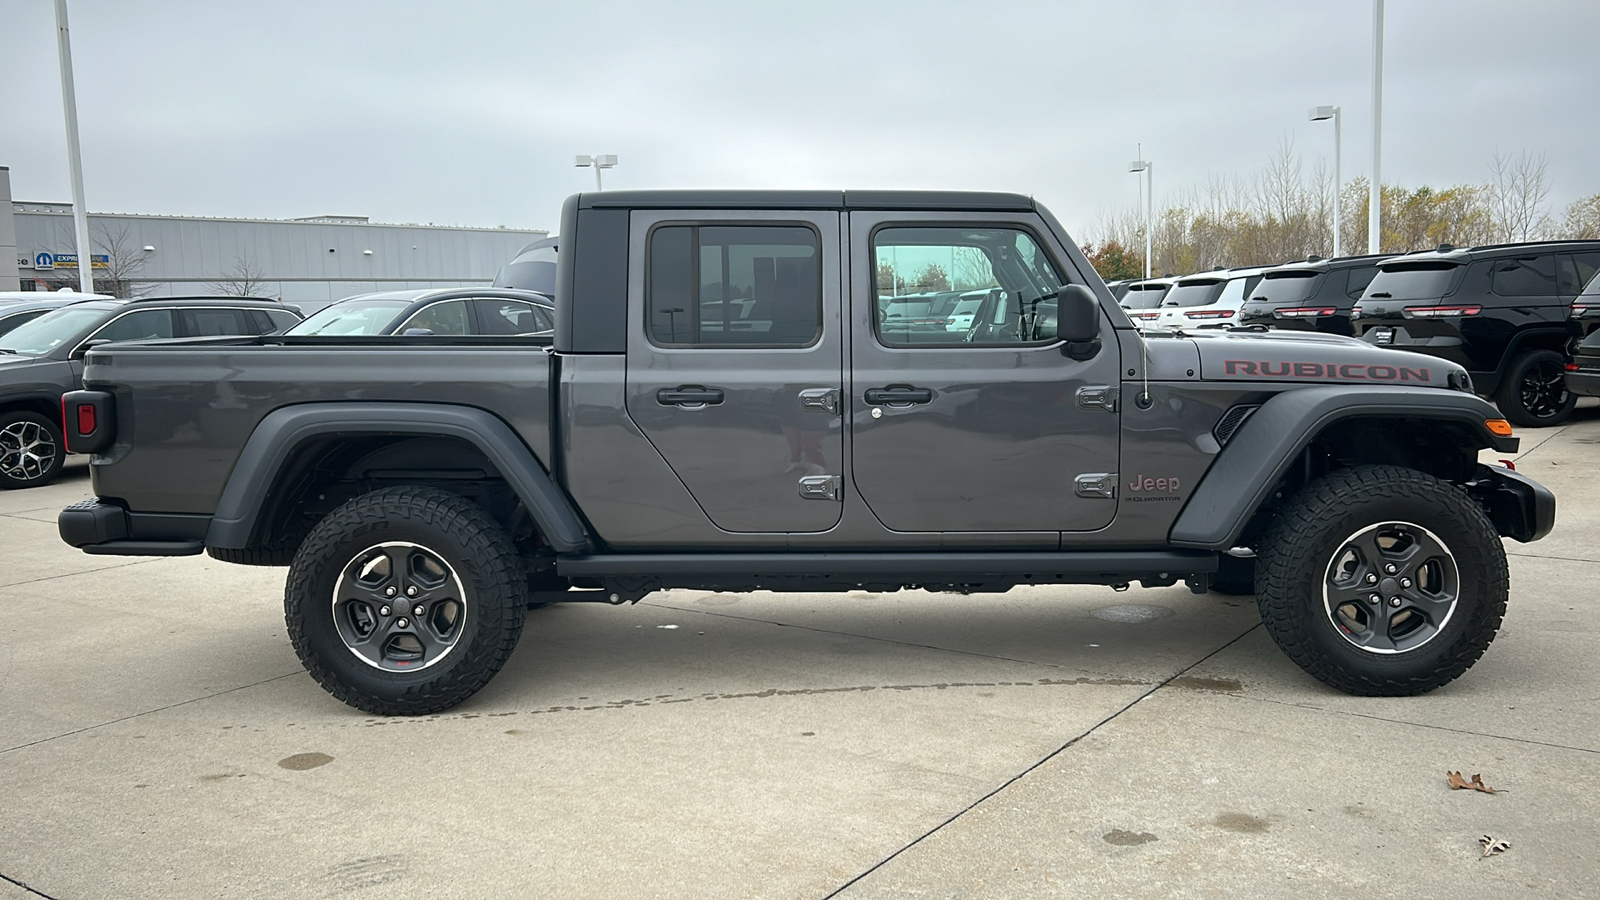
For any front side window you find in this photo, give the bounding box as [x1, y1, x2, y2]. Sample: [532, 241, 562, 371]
[647, 224, 820, 347]
[399, 300, 470, 335]
[873, 227, 1064, 346]
[91, 309, 175, 343]
[1489, 254, 1558, 297]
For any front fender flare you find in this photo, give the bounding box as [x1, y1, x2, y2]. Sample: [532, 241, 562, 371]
[1169, 386, 1517, 549]
[204, 402, 588, 553]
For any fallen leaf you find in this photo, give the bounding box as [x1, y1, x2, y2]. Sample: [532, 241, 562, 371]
[1446, 771, 1501, 793]
[1479, 834, 1510, 859]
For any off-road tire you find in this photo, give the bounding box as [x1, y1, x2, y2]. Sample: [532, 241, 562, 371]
[1255, 465, 1507, 696]
[285, 486, 527, 715]
[1494, 348, 1575, 428]
[0, 411, 65, 489]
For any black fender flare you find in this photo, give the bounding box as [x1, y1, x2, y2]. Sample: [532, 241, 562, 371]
[1169, 386, 1517, 549]
[204, 402, 589, 553]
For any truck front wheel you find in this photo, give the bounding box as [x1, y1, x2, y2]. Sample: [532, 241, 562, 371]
[284, 486, 527, 715]
[1255, 465, 1507, 696]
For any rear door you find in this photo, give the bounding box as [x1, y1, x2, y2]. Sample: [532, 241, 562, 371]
[849, 213, 1121, 533]
[624, 210, 844, 533]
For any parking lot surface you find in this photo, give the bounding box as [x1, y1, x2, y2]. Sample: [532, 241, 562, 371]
[3, 405, 1597, 899]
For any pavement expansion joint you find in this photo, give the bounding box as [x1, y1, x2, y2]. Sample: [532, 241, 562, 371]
[821, 621, 1263, 898]
[0, 558, 155, 590]
[1236, 695, 1600, 756]
[1, 672, 304, 756]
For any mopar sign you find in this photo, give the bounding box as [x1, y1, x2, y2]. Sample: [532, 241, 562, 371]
[34, 252, 109, 271]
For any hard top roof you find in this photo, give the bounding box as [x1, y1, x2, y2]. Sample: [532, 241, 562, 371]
[576, 190, 1036, 212]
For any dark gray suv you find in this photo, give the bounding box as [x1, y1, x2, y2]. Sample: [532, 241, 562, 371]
[0, 296, 300, 488]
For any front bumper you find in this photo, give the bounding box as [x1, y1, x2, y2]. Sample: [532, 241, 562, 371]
[1468, 465, 1556, 543]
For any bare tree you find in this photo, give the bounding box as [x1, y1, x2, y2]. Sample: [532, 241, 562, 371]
[210, 253, 270, 297]
[41, 221, 151, 296]
[1487, 150, 1552, 242]
[1561, 193, 1600, 240]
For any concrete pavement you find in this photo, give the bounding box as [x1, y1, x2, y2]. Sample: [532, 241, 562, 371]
[2, 405, 1596, 899]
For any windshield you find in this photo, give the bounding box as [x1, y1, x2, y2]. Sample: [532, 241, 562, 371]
[1363, 262, 1460, 301]
[1251, 271, 1323, 305]
[0, 305, 109, 356]
[289, 299, 413, 336]
[1162, 279, 1225, 308]
[1120, 285, 1169, 310]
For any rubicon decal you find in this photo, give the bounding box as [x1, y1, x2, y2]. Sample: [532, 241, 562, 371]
[1224, 360, 1431, 382]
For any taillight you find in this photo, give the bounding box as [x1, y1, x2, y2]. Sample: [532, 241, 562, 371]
[1404, 305, 1481, 318]
[1185, 310, 1235, 319]
[1573, 304, 1595, 316]
[61, 390, 115, 455]
[1567, 363, 1581, 371]
[78, 404, 96, 435]
[1274, 307, 1338, 318]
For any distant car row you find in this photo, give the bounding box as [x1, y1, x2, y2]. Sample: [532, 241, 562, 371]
[0, 286, 554, 489]
[1107, 239, 1600, 427]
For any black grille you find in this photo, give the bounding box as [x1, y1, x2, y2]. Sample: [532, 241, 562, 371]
[1213, 405, 1260, 445]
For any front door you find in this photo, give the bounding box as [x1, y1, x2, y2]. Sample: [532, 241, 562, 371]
[849, 213, 1121, 533]
[624, 210, 844, 533]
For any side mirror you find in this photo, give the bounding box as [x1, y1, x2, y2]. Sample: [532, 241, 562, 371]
[1055, 285, 1102, 361]
[401, 327, 435, 336]
[71, 339, 111, 360]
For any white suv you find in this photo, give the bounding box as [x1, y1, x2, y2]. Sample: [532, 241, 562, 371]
[1153, 266, 1272, 330]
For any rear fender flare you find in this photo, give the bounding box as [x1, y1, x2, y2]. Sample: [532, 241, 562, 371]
[1169, 386, 1515, 549]
[204, 403, 588, 552]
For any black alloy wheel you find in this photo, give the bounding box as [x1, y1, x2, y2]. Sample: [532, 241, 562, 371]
[1496, 349, 1575, 427]
[0, 411, 66, 489]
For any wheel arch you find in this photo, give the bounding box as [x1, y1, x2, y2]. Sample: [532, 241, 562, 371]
[1169, 386, 1515, 550]
[204, 403, 589, 554]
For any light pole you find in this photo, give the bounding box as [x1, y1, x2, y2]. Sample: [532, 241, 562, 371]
[575, 154, 618, 191]
[1310, 105, 1342, 257]
[1128, 155, 1153, 279]
[53, 0, 93, 294]
[1369, 0, 1384, 254]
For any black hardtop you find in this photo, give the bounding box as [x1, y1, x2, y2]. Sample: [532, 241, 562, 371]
[1380, 240, 1600, 269]
[1264, 253, 1395, 276]
[577, 189, 1036, 212]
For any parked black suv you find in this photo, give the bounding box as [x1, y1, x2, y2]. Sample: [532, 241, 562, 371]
[1239, 254, 1391, 336]
[1350, 241, 1600, 427]
[0, 296, 300, 489]
[1568, 261, 1600, 338]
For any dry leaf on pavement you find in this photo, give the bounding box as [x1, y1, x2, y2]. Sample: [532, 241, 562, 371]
[1479, 835, 1510, 859]
[1446, 771, 1501, 793]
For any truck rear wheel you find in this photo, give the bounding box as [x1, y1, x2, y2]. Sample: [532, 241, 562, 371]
[1255, 465, 1507, 696]
[284, 486, 527, 715]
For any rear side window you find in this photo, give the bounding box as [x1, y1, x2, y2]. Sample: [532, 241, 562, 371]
[472, 299, 552, 335]
[91, 309, 176, 342]
[179, 308, 255, 336]
[1560, 251, 1600, 295]
[400, 299, 471, 335]
[1489, 254, 1558, 297]
[647, 224, 821, 347]
[264, 310, 301, 332]
[1251, 271, 1322, 305]
[1364, 263, 1460, 301]
[1343, 265, 1381, 300]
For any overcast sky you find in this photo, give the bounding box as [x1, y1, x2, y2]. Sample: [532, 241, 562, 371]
[3, 0, 1597, 240]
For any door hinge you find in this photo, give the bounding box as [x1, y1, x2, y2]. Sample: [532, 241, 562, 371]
[1076, 385, 1117, 412]
[798, 475, 842, 501]
[1074, 472, 1118, 499]
[798, 388, 840, 415]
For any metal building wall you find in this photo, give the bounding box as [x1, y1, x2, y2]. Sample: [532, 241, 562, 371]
[11, 205, 547, 310]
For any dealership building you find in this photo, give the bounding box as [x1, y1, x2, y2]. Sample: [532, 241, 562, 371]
[0, 166, 547, 312]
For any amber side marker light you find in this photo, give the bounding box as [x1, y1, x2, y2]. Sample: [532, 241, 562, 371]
[1486, 418, 1514, 436]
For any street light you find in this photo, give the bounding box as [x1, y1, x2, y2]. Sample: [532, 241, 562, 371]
[1309, 105, 1342, 257]
[1369, 0, 1384, 254]
[1128, 156, 1153, 279]
[575, 154, 618, 191]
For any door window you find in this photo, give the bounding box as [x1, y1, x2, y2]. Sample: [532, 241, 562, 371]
[89, 309, 175, 342]
[872, 227, 1064, 346]
[1490, 254, 1558, 297]
[178, 308, 256, 336]
[472, 299, 553, 335]
[647, 224, 821, 347]
[399, 300, 470, 335]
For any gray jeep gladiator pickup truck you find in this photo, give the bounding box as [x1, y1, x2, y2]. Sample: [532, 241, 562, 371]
[58, 190, 1555, 715]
